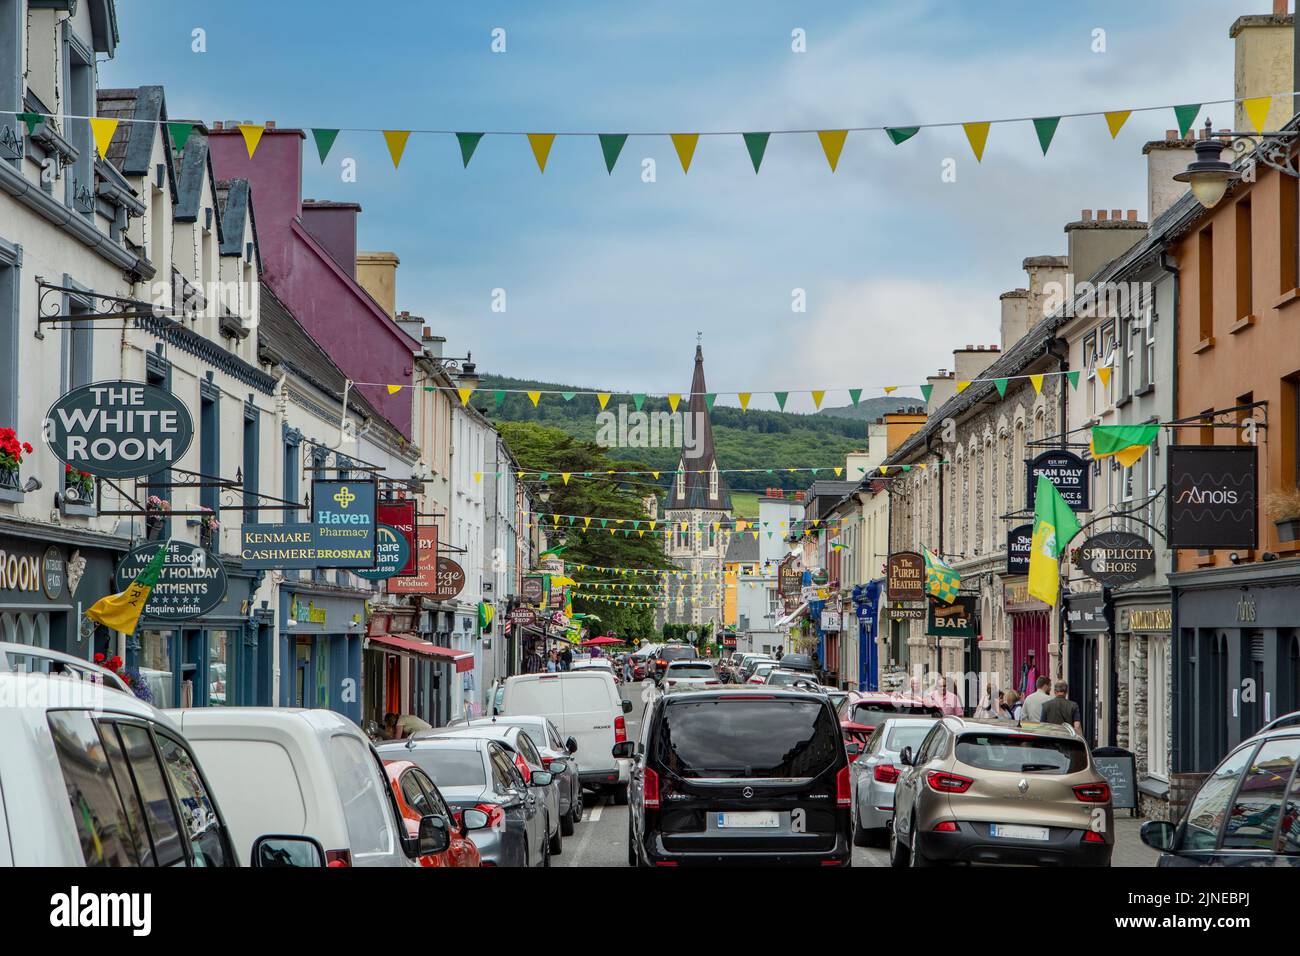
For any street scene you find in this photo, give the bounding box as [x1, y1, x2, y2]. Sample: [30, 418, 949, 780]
[1, 1, 1299, 910]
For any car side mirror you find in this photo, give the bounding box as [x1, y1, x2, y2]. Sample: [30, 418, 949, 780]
[548, 760, 568, 775]
[1140, 820, 1175, 852]
[529, 770, 554, 788]
[612, 740, 635, 760]
[846, 742, 861, 757]
[461, 808, 490, 832]
[899, 746, 914, 767]
[413, 814, 451, 857]
[621, 699, 633, 714]
[566, 736, 578, 754]
[251, 834, 327, 868]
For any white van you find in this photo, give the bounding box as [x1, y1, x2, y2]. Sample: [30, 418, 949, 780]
[498, 671, 633, 802]
[169, 707, 446, 867]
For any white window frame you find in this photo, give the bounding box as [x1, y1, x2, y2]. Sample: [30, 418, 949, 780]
[1147, 634, 1169, 780]
[1143, 303, 1156, 390]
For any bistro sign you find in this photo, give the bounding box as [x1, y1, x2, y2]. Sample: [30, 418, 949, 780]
[45, 382, 193, 479]
[115, 541, 226, 623]
[1075, 531, 1156, 586]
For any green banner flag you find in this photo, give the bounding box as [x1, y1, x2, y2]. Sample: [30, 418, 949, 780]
[456, 132, 484, 167]
[774, 391, 788, 410]
[167, 121, 195, 152]
[848, 388, 862, 406]
[1028, 475, 1081, 607]
[1032, 116, 1060, 155]
[632, 393, 646, 411]
[17, 112, 43, 135]
[743, 132, 770, 173]
[598, 133, 627, 173]
[885, 127, 919, 145]
[1067, 370, 1081, 390]
[1174, 104, 1200, 138]
[994, 378, 1008, 397]
[920, 383, 933, 404]
[1090, 423, 1160, 467]
[311, 128, 339, 163]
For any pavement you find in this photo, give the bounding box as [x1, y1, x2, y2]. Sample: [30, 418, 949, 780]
[554, 678, 1162, 868]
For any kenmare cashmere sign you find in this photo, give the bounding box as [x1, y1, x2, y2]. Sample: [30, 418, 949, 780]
[45, 382, 194, 479]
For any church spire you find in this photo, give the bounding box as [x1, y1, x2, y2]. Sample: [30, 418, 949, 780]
[667, 342, 730, 511]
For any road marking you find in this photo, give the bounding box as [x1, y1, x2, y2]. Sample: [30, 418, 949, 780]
[588, 803, 603, 823]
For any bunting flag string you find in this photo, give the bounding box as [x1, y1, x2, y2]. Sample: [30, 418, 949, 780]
[5, 90, 1290, 175]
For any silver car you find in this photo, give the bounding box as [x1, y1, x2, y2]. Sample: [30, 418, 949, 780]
[852, 716, 939, 847]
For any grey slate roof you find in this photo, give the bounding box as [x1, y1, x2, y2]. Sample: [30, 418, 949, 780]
[724, 532, 760, 564]
[96, 85, 178, 201]
[215, 179, 261, 269]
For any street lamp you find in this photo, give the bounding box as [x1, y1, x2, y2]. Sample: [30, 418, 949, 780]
[432, 352, 480, 391]
[1174, 117, 1298, 209]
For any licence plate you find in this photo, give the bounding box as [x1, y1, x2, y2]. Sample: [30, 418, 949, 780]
[717, 811, 780, 829]
[989, 823, 1050, 841]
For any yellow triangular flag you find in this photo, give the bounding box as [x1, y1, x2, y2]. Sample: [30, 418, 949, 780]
[648, 521, 656, 530]
[1030, 374, 1044, 395]
[387, 384, 403, 395]
[1104, 110, 1131, 139]
[883, 386, 898, 394]
[668, 394, 681, 413]
[652, 471, 661, 480]
[382, 130, 411, 168]
[963, 122, 990, 162]
[956, 381, 970, 394]
[1097, 365, 1112, 388]
[527, 391, 541, 407]
[738, 392, 751, 411]
[584, 517, 591, 529]
[817, 130, 848, 171]
[561, 473, 571, 485]
[528, 133, 555, 172]
[671, 133, 699, 173]
[597, 393, 611, 410]
[1243, 96, 1272, 134]
[811, 390, 825, 409]
[238, 124, 265, 158]
[918, 463, 928, 470]
[458, 388, 473, 405]
[89, 117, 119, 160]
[474, 472, 482, 483]
[833, 467, 842, 477]
[879, 466, 889, 475]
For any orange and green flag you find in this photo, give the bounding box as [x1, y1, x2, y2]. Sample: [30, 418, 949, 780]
[85, 543, 169, 636]
[1090, 424, 1159, 468]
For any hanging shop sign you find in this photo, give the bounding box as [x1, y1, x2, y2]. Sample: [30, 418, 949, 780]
[1075, 531, 1156, 587]
[778, 560, 802, 597]
[386, 525, 440, 595]
[0, 542, 66, 600]
[886, 602, 926, 621]
[377, 499, 418, 577]
[115, 541, 226, 623]
[311, 478, 377, 568]
[354, 525, 412, 581]
[926, 596, 977, 638]
[521, 575, 545, 604]
[1006, 524, 1033, 576]
[1026, 450, 1089, 511]
[1066, 592, 1109, 633]
[820, 609, 842, 631]
[45, 381, 194, 479]
[1166, 445, 1258, 549]
[1119, 606, 1172, 632]
[810, 567, 829, 586]
[240, 523, 316, 569]
[548, 583, 568, 609]
[886, 551, 925, 602]
[509, 606, 538, 628]
[432, 557, 467, 601]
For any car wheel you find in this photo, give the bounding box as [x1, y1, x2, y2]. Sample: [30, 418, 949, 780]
[627, 812, 637, 866]
[888, 820, 910, 868]
[549, 815, 563, 855]
[908, 824, 932, 868]
[853, 808, 871, 848]
[542, 826, 552, 867]
[561, 807, 576, 836]
[613, 784, 629, 806]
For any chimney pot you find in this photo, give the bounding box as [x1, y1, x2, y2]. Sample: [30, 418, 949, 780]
[265, 120, 276, 129]
[1081, 209, 1092, 220]
[423, 325, 432, 338]
[1165, 129, 1177, 140]
[1111, 209, 1122, 220]
[1126, 209, 1138, 221]
[1274, 0, 1287, 15]
[1097, 210, 1109, 221]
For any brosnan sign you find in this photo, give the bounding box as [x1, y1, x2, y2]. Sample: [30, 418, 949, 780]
[46, 382, 194, 479]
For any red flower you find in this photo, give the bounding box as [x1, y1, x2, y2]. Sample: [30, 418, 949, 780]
[65, 463, 73, 473]
[94, 653, 105, 664]
[22, 442, 32, 454]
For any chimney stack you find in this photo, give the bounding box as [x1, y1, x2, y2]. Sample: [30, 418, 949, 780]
[355, 251, 401, 318]
[1230, 4, 1294, 133]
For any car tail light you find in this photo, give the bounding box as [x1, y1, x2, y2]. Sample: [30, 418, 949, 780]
[656, 659, 667, 667]
[925, 771, 973, 794]
[874, 763, 900, 784]
[654, 860, 677, 866]
[667, 680, 676, 687]
[1082, 829, 1106, 844]
[475, 803, 507, 830]
[1073, 781, 1111, 803]
[325, 849, 352, 867]
[836, 765, 852, 807]
[932, 821, 959, 832]
[514, 753, 532, 783]
[614, 715, 627, 743]
[643, 767, 661, 808]
[541, 756, 555, 769]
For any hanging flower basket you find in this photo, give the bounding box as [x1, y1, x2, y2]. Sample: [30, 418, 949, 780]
[64, 464, 96, 503]
[0, 427, 34, 489]
[145, 495, 171, 540]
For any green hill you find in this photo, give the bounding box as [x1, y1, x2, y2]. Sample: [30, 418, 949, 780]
[818, 396, 920, 421]
[472, 373, 870, 494]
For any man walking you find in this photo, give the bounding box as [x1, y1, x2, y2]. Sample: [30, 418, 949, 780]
[1039, 680, 1083, 734]
[1021, 675, 1054, 722]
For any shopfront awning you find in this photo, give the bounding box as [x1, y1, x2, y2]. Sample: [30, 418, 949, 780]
[775, 602, 808, 630]
[368, 633, 474, 672]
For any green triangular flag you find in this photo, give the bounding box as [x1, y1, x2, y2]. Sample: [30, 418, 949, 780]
[311, 128, 339, 163]
[1032, 117, 1060, 156]
[633, 393, 646, 411]
[456, 133, 484, 167]
[902, 465, 912, 473]
[492, 390, 505, 407]
[705, 393, 716, 410]
[848, 388, 862, 406]
[1173, 104, 1200, 138]
[994, 378, 1008, 398]
[1067, 370, 1081, 390]
[561, 392, 575, 402]
[598, 133, 627, 173]
[743, 132, 770, 173]
[167, 121, 195, 152]
[920, 383, 933, 404]
[885, 127, 919, 145]
[17, 112, 43, 135]
[774, 391, 788, 410]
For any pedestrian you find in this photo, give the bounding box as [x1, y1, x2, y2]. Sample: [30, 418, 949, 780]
[973, 683, 995, 718]
[998, 689, 1022, 720]
[775, 645, 784, 661]
[560, 645, 573, 671]
[1021, 675, 1054, 722]
[928, 675, 964, 716]
[623, 655, 634, 683]
[1039, 680, 1083, 733]
[525, 643, 542, 674]
[547, 650, 559, 673]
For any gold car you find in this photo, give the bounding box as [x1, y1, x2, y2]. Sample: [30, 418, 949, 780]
[889, 717, 1113, 866]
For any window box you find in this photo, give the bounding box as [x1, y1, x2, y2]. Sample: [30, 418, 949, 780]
[61, 501, 96, 518]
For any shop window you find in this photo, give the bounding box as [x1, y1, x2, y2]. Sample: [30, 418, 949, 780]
[1235, 197, 1252, 320]
[1222, 738, 1298, 850]
[1143, 303, 1156, 390]
[243, 402, 259, 524]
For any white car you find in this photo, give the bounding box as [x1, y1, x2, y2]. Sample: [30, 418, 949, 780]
[169, 707, 446, 867]
[661, 659, 722, 691]
[498, 671, 634, 803]
[0, 656, 322, 868]
[747, 661, 781, 684]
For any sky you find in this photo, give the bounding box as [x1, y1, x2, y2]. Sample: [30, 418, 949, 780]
[101, 0, 1273, 412]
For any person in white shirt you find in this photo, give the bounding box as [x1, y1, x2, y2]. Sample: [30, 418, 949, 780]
[1021, 675, 1054, 722]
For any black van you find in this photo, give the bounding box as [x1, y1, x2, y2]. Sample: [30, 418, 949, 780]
[616, 686, 852, 866]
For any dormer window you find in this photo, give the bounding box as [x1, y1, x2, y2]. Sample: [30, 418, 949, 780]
[709, 463, 718, 499]
[676, 469, 685, 500]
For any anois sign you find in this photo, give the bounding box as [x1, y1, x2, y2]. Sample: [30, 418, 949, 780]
[45, 382, 193, 478]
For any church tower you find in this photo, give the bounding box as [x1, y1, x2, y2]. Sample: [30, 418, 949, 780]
[657, 344, 732, 632]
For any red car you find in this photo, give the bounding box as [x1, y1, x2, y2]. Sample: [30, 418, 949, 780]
[384, 759, 481, 867]
[836, 692, 942, 762]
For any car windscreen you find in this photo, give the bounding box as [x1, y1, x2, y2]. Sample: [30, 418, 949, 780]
[851, 703, 940, 724]
[655, 699, 840, 779]
[660, 646, 697, 662]
[885, 722, 936, 753]
[766, 671, 805, 686]
[399, 749, 487, 788]
[954, 733, 1088, 774]
[667, 662, 714, 674]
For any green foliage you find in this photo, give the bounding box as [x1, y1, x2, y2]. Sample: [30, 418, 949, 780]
[660, 622, 712, 646]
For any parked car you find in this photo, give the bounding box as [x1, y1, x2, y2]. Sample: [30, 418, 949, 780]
[851, 716, 940, 847]
[169, 707, 431, 867]
[765, 668, 822, 691]
[0, 667, 329, 867]
[735, 655, 777, 684]
[621, 685, 852, 866]
[662, 659, 722, 691]
[747, 661, 780, 685]
[383, 760, 481, 867]
[572, 658, 619, 683]
[1140, 724, 1300, 865]
[425, 723, 564, 855]
[837, 691, 942, 762]
[498, 670, 634, 803]
[448, 715, 583, 833]
[377, 735, 553, 867]
[889, 716, 1113, 867]
[649, 643, 699, 684]
[776, 652, 816, 674]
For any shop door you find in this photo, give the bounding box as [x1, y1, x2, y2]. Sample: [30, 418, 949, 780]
[1075, 635, 1100, 746]
[1012, 612, 1048, 697]
[294, 637, 312, 708]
